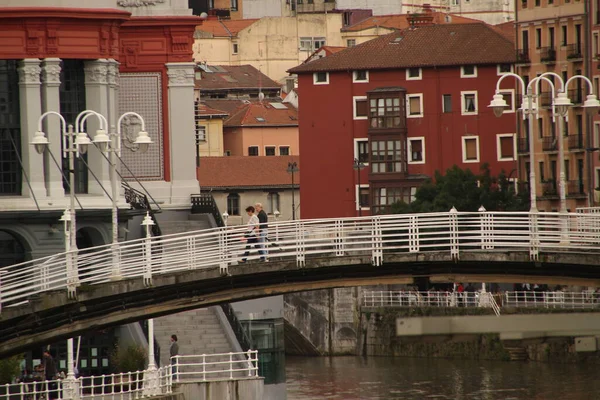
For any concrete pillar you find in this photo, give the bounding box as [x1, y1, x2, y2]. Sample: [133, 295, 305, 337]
[166, 62, 199, 206]
[18, 59, 46, 200]
[84, 59, 111, 196]
[41, 58, 65, 199]
[106, 59, 122, 198]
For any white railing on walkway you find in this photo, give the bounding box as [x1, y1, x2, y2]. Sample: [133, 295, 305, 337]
[504, 291, 600, 309]
[362, 290, 497, 311]
[2, 210, 600, 311]
[171, 350, 259, 382]
[0, 350, 259, 400]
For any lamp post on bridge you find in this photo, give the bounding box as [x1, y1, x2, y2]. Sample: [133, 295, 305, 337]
[287, 161, 299, 220]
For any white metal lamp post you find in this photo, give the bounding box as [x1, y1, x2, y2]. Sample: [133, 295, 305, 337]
[92, 111, 152, 279]
[141, 212, 159, 396]
[222, 212, 229, 227]
[273, 210, 280, 242]
[287, 161, 299, 220]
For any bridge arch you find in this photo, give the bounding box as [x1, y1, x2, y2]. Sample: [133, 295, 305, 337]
[76, 226, 106, 250]
[0, 228, 31, 268]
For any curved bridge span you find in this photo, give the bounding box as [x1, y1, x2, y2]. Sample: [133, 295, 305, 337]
[1, 210, 600, 356]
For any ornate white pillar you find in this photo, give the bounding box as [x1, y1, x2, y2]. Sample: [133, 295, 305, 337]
[107, 59, 120, 130]
[84, 59, 111, 196]
[165, 62, 199, 206]
[18, 59, 46, 200]
[41, 58, 65, 199]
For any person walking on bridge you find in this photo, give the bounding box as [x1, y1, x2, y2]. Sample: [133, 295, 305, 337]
[240, 206, 259, 263]
[170, 335, 179, 380]
[255, 203, 269, 262]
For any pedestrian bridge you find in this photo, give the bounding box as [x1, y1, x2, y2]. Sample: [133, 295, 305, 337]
[2, 210, 600, 356]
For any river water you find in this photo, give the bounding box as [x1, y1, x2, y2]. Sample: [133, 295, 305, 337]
[285, 356, 599, 399]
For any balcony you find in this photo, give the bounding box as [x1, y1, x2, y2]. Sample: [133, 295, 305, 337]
[566, 44, 583, 61]
[542, 135, 558, 152]
[518, 137, 529, 154]
[538, 91, 553, 108]
[567, 88, 584, 105]
[542, 180, 558, 197]
[540, 47, 556, 64]
[567, 134, 585, 151]
[517, 49, 530, 64]
[567, 180, 586, 197]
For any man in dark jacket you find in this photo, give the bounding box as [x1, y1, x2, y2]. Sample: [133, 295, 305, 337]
[170, 335, 179, 379]
[43, 350, 57, 399]
[255, 203, 269, 262]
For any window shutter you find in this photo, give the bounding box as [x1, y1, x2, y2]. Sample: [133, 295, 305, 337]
[465, 138, 477, 159]
[356, 99, 368, 117]
[409, 97, 420, 114]
[500, 136, 514, 158]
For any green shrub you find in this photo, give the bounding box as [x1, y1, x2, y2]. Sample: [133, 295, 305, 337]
[110, 345, 147, 373]
[0, 355, 23, 384]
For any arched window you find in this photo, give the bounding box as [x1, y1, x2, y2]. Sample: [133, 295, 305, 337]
[227, 193, 240, 215]
[267, 192, 280, 214]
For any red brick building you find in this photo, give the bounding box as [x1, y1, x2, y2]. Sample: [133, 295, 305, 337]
[289, 23, 518, 219]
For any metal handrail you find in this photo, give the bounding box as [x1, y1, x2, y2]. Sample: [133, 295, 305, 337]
[504, 291, 600, 309]
[220, 303, 253, 351]
[191, 193, 225, 227]
[171, 350, 259, 382]
[2, 211, 600, 310]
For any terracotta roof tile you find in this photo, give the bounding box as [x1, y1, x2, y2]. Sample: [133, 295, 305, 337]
[342, 12, 481, 32]
[202, 99, 248, 113]
[196, 101, 229, 117]
[195, 64, 281, 91]
[493, 21, 516, 44]
[197, 156, 300, 188]
[225, 101, 298, 127]
[289, 23, 516, 73]
[195, 19, 259, 37]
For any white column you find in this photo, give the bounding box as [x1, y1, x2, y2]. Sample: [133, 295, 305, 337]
[18, 59, 46, 200]
[41, 58, 65, 199]
[84, 59, 111, 196]
[106, 59, 120, 132]
[166, 62, 199, 206]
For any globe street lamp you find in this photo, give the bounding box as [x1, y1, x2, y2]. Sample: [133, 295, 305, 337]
[287, 161, 299, 220]
[353, 158, 366, 216]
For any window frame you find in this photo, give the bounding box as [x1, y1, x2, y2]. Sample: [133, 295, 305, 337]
[195, 124, 207, 143]
[406, 67, 422, 81]
[460, 65, 477, 78]
[408, 137, 425, 164]
[353, 95, 368, 120]
[461, 90, 478, 115]
[232, 42, 239, 54]
[406, 93, 424, 118]
[499, 89, 516, 113]
[227, 193, 241, 216]
[313, 71, 329, 85]
[497, 64, 513, 75]
[370, 139, 406, 173]
[347, 39, 356, 47]
[352, 70, 369, 83]
[267, 192, 281, 214]
[279, 146, 290, 156]
[462, 135, 480, 163]
[355, 184, 370, 211]
[496, 133, 517, 161]
[368, 95, 404, 129]
[248, 146, 259, 156]
[354, 138, 369, 165]
[442, 94, 452, 113]
[265, 146, 276, 156]
[231, 0, 238, 11]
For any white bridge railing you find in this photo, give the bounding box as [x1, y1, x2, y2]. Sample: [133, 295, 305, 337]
[0, 350, 259, 400]
[504, 291, 600, 309]
[1, 210, 600, 310]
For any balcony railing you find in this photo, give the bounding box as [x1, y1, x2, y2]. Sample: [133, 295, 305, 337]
[542, 135, 558, 151]
[542, 180, 558, 196]
[567, 43, 583, 60]
[518, 137, 529, 154]
[539, 91, 553, 107]
[540, 46, 557, 63]
[568, 134, 584, 150]
[567, 180, 586, 196]
[517, 49, 530, 64]
[568, 88, 583, 105]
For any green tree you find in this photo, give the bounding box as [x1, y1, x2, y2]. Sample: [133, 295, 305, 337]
[0, 355, 23, 384]
[389, 164, 529, 213]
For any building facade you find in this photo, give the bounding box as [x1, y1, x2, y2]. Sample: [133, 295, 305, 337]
[401, 0, 514, 25]
[515, 0, 594, 211]
[289, 23, 517, 219]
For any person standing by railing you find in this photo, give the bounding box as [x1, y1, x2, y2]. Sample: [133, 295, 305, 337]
[42, 349, 57, 399]
[170, 335, 179, 380]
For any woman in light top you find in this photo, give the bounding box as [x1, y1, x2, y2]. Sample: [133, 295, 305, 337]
[240, 206, 259, 263]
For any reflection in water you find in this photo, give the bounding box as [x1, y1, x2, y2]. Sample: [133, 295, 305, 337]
[286, 356, 599, 399]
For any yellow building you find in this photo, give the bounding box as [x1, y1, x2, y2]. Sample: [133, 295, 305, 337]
[193, 14, 344, 82]
[195, 102, 228, 158]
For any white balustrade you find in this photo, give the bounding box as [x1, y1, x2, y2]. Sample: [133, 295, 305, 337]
[171, 350, 259, 383]
[504, 291, 600, 309]
[2, 211, 600, 311]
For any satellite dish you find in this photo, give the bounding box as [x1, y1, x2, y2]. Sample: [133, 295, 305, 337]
[200, 12, 208, 19]
[258, 92, 265, 102]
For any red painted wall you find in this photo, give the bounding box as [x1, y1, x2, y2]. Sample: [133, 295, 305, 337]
[298, 65, 518, 219]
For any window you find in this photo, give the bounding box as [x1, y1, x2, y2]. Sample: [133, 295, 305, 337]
[353, 70, 369, 83]
[406, 67, 422, 80]
[232, 43, 239, 54]
[300, 37, 326, 52]
[354, 139, 369, 163]
[227, 193, 240, 215]
[371, 140, 406, 173]
[594, 34, 599, 58]
[461, 91, 478, 115]
[535, 0, 540, 6]
[347, 39, 356, 47]
[462, 136, 479, 162]
[195, 125, 206, 143]
[408, 137, 425, 164]
[407, 94, 423, 118]
[279, 146, 290, 156]
[561, 26, 567, 46]
[0, 60, 21, 195]
[497, 134, 516, 161]
[442, 94, 452, 113]
[314, 37, 326, 49]
[536, 28, 541, 48]
[248, 146, 259, 156]
[353, 96, 368, 120]
[231, 0, 238, 10]
[373, 187, 415, 212]
[499, 90, 515, 113]
[267, 192, 280, 214]
[538, 117, 543, 139]
[497, 64, 513, 75]
[265, 146, 276, 156]
[313, 72, 329, 85]
[369, 96, 403, 128]
[224, 150, 231, 156]
[460, 65, 477, 78]
[357, 185, 370, 210]
[539, 161, 545, 182]
[208, 0, 214, 7]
